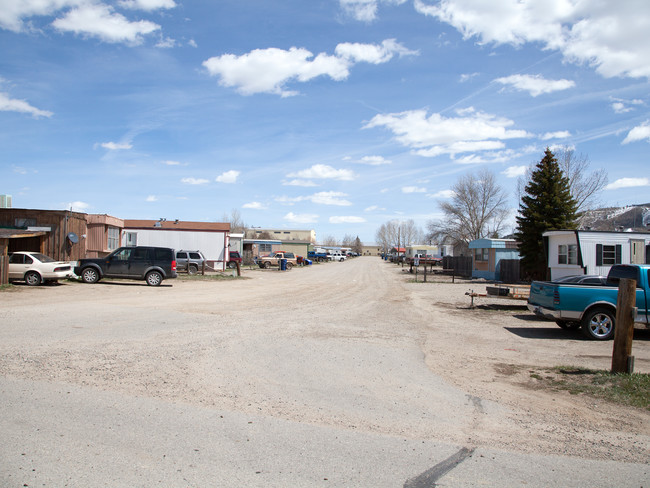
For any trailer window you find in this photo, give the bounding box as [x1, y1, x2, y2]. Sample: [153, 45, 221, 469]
[558, 244, 578, 265]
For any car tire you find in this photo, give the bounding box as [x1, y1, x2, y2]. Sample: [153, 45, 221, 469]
[81, 268, 100, 284]
[146, 271, 163, 286]
[228, 262, 237, 269]
[263, 261, 271, 269]
[581, 307, 615, 340]
[286, 262, 293, 270]
[24, 271, 41, 286]
[188, 264, 198, 275]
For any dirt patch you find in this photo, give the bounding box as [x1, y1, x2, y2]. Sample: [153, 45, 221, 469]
[1, 258, 649, 463]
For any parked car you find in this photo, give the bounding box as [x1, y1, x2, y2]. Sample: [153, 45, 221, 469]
[257, 252, 298, 269]
[8, 251, 73, 286]
[327, 251, 346, 262]
[176, 250, 206, 275]
[228, 251, 242, 269]
[74, 246, 177, 286]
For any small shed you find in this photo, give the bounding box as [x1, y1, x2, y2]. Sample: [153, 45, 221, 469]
[468, 238, 520, 281]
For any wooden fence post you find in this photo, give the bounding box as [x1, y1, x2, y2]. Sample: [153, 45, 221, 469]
[611, 278, 636, 374]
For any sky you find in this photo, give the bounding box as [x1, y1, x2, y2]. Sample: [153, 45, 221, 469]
[1, 0, 649, 244]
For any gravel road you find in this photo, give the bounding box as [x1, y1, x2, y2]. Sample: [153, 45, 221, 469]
[1, 256, 648, 487]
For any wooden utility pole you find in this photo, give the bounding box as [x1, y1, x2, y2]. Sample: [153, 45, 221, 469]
[611, 278, 636, 374]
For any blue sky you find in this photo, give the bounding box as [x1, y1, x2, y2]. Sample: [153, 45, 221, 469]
[1, 0, 649, 243]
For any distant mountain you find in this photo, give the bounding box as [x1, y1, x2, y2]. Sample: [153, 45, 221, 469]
[579, 204, 650, 232]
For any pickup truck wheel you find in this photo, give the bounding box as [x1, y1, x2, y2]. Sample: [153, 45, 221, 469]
[146, 271, 163, 286]
[227, 262, 236, 269]
[286, 262, 293, 270]
[581, 307, 615, 340]
[188, 264, 198, 275]
[25, 271, 41, 286]
[263, 261, 271, 269]
[81, 267, 100, 284]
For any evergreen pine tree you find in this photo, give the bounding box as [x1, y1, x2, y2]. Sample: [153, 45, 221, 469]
[515, 148, 578, 280]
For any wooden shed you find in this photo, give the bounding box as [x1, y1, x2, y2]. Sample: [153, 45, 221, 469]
[0, 208, 88, 262]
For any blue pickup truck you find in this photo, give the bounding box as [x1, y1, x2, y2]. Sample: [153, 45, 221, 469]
[527, 264, 650, 340]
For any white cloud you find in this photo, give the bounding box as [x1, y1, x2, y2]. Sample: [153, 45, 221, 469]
[541, 130, 571, 140]
[216, 170, 240, 183]
[276, 191, 352, 206]
[354, 155, 391, 165]
[414, 0, 650, 79]
[203, 39, 415, 97]
[100, 141, 132, 150]
[495, 74, 575, 97]
[622, 121, 650, 144]
[243, 201, 267, 210]
[335, 39, 418, 63]
[155, 36, 176, 48]
[402, 186, 426, 193]
[610, 98, 643, 114]
[181, 177, 209, 185]
[460, 72, 479, 82]
[162, 160, 182, 165]
[282, 179, 317, 187]
[605, 177, 650, 190]
[502, 165, 528, 178]
[310, 191, 352, 206]
[329, 216, 367, 224]
[118, 0, 176, 11]
[428, 189, 455, 198]
[339, 0, 408, 22]
[364, 107, 530, 159]
[287, 164, 356, 181]
[146, 195, 157, 202]
[52, 3, 160, 44]
[67, 201, 89, 212]
[0, 0, 80, 32]
[0, 91, 53, 118]
[364, 205, 385, 211]
[284, 212, 319, 224]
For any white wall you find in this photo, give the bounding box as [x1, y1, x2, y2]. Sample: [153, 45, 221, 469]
[547, 233, 582, 280]
[123, 229, 227, 270]
[547, 231, 650, 280]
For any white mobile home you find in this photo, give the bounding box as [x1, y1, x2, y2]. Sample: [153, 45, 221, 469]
[123, 220, 230, 270]
[544, 230, 650, 280]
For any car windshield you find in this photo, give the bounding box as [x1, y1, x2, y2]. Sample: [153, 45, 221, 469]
[32, 253, 55, 262]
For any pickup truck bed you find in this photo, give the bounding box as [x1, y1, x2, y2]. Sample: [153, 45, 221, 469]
[528, 264, 650, 340]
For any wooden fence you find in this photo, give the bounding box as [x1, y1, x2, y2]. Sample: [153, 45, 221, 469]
[442, 256, 472, 277]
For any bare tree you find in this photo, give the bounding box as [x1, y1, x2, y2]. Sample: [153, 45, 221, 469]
[341, 234, 356, 247]
[556, 147, 608, 214]
[321, 235, 339, 246]
[375, 219, 424, 254]
[400, 219, 423, 246]
[375, 223, 391, 255]
[221, 209, 247, 232]
[427, 169, 509, 247]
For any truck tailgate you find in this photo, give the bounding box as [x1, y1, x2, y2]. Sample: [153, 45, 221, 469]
[528, 282, 557, 308]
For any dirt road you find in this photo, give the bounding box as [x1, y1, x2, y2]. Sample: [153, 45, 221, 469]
[1, 256, 648, 485]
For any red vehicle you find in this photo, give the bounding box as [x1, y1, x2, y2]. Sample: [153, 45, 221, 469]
[228, 251, 243, 269]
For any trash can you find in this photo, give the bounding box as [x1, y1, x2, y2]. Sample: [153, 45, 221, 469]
[280, 258, 287, 271]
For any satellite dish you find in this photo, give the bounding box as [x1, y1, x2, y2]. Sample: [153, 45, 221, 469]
[67, 232, 79, 244]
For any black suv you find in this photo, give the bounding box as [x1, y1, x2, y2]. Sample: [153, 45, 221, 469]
[175, 250, 206, 274]
[74, 246, 177, 286]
